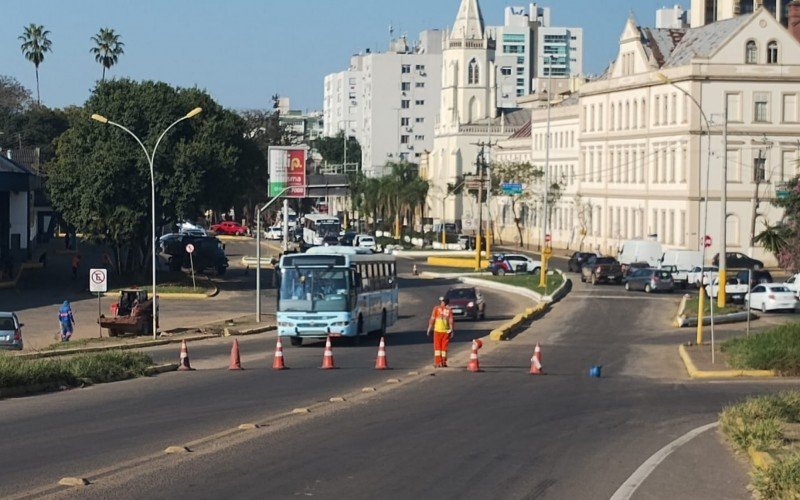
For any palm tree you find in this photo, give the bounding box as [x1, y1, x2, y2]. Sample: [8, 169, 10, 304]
[90, 28, 125, 81]
[19, 24, 52, 104]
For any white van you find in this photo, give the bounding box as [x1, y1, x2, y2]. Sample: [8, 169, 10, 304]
[660, 250, 703, 289]
[618, 239, 663, 267]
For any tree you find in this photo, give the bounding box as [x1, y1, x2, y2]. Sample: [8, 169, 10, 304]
[756, 175, 800, 272]
[19, 24, 52, 104]
[48, 79, 260, 275]
[14, 104, 69, 162]
[90, 28, 125, 81]
[490, 161, 544, 247]
[313, 130, 361, 169]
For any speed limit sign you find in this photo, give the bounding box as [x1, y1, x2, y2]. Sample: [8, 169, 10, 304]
[185, 243, 195, 254]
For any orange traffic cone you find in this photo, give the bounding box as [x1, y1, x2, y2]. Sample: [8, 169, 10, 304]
[467, 339, 483, 372]
[228, 338, 243, 370]
[272, 338, 287, 370]
[530, 342, 543, 375]
[375, 337, 389, 370]
[178, 339, 194, 371]
[321, 335, 337, 369]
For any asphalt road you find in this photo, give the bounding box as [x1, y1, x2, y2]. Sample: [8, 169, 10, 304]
[2, 253, 794, 499]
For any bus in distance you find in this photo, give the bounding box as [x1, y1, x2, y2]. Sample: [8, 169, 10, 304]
[277, 246, 398, 345]
[302, 213, 340, 246]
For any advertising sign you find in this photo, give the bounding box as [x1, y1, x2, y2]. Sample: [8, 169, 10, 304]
[268, 146, 308, 198]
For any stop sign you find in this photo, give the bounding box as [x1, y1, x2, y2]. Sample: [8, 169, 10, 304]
[703, 235, 712, 248]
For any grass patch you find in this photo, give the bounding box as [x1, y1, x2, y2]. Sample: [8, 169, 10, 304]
[0, 350, 154, 390]
[720, 392, 800, 499]
[108, 271, 212, 295]
[682, 297, 744, 318]
[476, 271, 564, 296]
[722, 322, 800, 375]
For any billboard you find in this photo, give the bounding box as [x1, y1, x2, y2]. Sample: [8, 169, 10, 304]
[268, 146, 307, 198]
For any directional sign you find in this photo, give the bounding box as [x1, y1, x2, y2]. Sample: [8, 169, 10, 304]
[501, 183, 523, 195]
[89, 268, 108, 293]
[185, 243, 195, 254]
[777, 189, 790, 200]
[703, 235, 712, 248]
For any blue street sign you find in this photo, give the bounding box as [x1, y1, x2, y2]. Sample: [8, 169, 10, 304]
[501, 182, 522, 195]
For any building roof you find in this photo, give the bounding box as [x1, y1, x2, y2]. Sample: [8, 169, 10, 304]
[508, 120, 532, 139]
[660, 15, 749, 67]
[452, 0, 485, 40]
[0, 153, 34, 176]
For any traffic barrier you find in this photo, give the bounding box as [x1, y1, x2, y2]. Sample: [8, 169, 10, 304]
[228, 338, 243, 370]
[178, 340, 194, 371]
[272, 338, 287, 370]
[530, 342, 543, 375]
[321, 335, 337, 369]
[467, 339, 483, 372]
[375, 337, 389, 370]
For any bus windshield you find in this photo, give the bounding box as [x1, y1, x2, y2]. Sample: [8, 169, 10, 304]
[316, 222, 340, 235]
[279, 268, 351, 312]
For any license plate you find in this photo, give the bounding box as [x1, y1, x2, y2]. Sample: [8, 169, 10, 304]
[452, 309, 463, 314]
[732, 295, 742, 300]
[0, 335, 8, 341]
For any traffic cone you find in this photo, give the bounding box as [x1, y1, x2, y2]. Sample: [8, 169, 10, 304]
[530, 342, 543, 375]
[272, 338, 287, 370]
[178, 339, 194, 371]
[228, 338, 243, 370]
[321, 336, 337, 369]
[467, 339, 483, 372]
[375, 337, 389, 370]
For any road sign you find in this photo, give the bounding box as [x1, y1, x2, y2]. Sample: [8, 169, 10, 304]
[703, 235, 712, 248]
[501, 182, 523, 195]
[185, 243, 195, 254]
[89, 268, 107, 293]
[777, 189, 790, 200]
[545, 233, 552, 243]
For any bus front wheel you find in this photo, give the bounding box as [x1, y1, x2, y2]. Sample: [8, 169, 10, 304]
[357, 315, 364, 336]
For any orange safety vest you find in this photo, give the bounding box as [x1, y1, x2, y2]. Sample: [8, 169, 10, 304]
[429, 304, 453, 332]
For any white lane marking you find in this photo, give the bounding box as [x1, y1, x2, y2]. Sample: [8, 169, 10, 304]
[609, 421, 718, 500]
[570, 294, 675, 300]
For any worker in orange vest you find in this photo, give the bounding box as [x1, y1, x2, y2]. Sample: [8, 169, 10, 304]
[426, 296, 454, 367]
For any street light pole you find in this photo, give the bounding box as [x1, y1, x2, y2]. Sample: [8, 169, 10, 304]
[539, 55, 555, 288]
[718, 103, 729, 307]
[91, 107, 202, 339]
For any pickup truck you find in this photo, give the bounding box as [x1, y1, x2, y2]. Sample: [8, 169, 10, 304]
[705, 277, 749, 304]
[580, 256, 624, 285]
[660, 264, 689, 289]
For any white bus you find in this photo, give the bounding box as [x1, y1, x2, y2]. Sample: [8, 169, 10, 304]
[277, 246, 398, 345]
[302, 213, 341, 246]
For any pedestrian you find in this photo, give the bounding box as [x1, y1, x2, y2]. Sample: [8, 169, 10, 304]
[426, 295, 454, 368]
[71, 253, 81, 279]
[58, 300, 75, 342]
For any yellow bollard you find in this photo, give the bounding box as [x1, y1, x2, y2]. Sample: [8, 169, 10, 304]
[717, 268, 727, 309]
[486, 228, 492, 257]
[474, 235, 482, 271]
[538, 252, 548, 288]
[697, 285, 705, 345]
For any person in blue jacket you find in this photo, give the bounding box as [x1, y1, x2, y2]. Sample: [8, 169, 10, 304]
[58, 301, 75, 342]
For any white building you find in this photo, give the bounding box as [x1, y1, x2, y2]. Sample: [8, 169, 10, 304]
[656, 5, 689, 28]
[690, 0, 793, 27]
[322, 31, 443, 177]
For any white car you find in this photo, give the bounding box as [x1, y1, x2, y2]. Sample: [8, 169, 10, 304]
[686, 266, 719, 288]
[784, 273, 800, 298]
[746, 283, 800, 312]
[356, 235, 376, 249]
[264, 226, 283, 240]
[499, 253, 542, 274]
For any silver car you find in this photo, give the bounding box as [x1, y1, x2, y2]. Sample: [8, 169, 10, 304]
[624, 268, 674, 293]
[0, 312, 23, 350]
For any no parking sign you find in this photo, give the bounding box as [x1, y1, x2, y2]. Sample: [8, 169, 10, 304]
[89, 268, 108, 293]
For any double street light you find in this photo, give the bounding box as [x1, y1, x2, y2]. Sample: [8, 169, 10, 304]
[91, 107, 203, 339]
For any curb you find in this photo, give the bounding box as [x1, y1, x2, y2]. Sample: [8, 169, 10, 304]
[676, 311, 758, 328]
[145, 363, 179, 375]
[489, 302, 549, 341]
[460, 269, 570, 304]
[215, 235, 253, 241]
[427, 256, 490, 269]
[223, 325, 277, 336]
[18, 334, 218, 359]
[678, 344, 776, 378]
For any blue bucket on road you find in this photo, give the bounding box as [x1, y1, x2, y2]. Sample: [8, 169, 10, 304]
[589, 365, 602, 378]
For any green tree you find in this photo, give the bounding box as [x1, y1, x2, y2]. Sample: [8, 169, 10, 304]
[48, 79, 260, 274]
[19, 24, 52, 104]
[313, 130, 361, 169]
[756, 175, 800, 272]
[490, 161, 544, 247]
[90, 28, 125, 81]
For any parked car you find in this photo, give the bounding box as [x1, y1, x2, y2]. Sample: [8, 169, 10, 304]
[745, 283, 800, 312]
[784, 273, 800, 298]
[712, 252, 763, 270]
[264, 226, 283, 240]
[355, 234, 376, 250]
[621, 261, 650, 280]
[210, 221, 248, 236]
[706, 277, 749, 304]
[0, 312, 23, 350]
[488, 253, 541, 275]
[734, 269, 773, 289]
[160, 233, 229, 275]
[567, 252, 596, 272]
[687, 266, 719, 288]
[624, 268, 674, 293]
[444, 287, 486, 320]
[580, 256, 623, 285]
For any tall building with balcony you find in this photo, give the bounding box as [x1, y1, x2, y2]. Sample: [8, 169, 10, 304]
[322, 31, 443, 177]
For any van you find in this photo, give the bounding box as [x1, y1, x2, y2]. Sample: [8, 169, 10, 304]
[661, 250, 702, 272]
[618, 239, 663, 267]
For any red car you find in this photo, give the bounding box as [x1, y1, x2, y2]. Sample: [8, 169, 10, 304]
[210, 221, 248, 236]
[444, 287, 486, 320]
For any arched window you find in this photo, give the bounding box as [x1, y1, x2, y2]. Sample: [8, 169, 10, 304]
[767, 41, 778, 64]
[746, 40, 757, 64]
[468, 59, 479, 84]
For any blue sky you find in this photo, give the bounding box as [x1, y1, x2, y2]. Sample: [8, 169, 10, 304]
[1, 0, 687, 112]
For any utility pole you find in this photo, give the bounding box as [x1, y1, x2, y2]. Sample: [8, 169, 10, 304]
[750, 148, 767, 247]
[718, 103, 729, 307]
[475, 145, 486, 271]
[539, 54, 556, 288]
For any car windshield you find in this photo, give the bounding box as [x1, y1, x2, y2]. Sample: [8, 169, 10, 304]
[446, 289, 476, 300]
[0, 317, 16, 330]
[279, 269, 351, 312]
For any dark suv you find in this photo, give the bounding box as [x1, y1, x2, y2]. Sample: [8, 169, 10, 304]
[735, 269, 773, 288]
[568, 252, 595, 272]
[580, 256, 624, 285]
[712, 252, 763, 270]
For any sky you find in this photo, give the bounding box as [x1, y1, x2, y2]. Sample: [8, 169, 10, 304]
[1, 0, 688, 113]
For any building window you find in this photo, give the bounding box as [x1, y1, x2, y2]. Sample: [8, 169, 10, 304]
[401, 65, 411, 74]
[746, 40, 757, 64]
[468, 58, 480, 84]
[400, 135, 409, 144]
[767, 41, 779, 64]
[754, 93, 770, 122]
[726, 93, 742, 122]
[501, 67, 512, 76]
[415, 117, 425, 123]
[415, 82, 425, 88]
[415, 100, 424, 105]
[401, 117, 410, 126]
[654, 96, 660, 126]
[401, 82, 411, 91]
[415, 135, 425, 140]
[415, 64, 426, 71]
[401, 100, 410, 109]
[783, 94, 798, 123]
